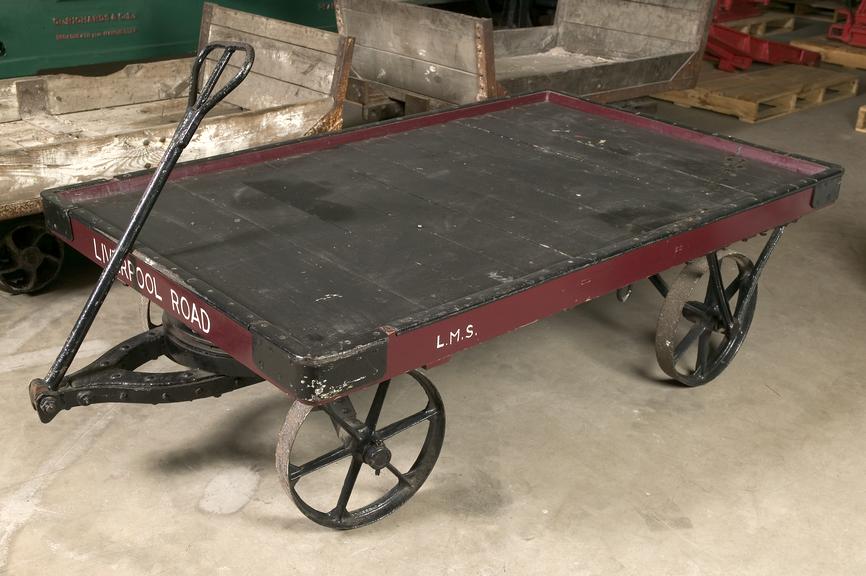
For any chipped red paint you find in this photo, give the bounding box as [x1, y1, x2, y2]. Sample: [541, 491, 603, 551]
[383, 189, 818, 379]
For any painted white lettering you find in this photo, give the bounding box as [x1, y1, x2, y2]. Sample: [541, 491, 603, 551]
[435, 323, 477, 351]
[170, 289, 180, 314]
[167, 289, 210, 334]
[199, 308, 211, 333]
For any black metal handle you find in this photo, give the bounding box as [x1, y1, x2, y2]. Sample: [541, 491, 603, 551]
[189, 42, 254, 114]
[177, 41, 255, 147]
[31, 42, 255, 417]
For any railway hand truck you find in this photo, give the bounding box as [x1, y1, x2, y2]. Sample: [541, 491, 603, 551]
[29, 41, 842, 529]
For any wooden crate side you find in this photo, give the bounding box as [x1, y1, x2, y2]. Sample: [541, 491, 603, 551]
[337, 0, 486, 103]
[202, 3, 347, 110]
[856, 105, 866, 133]
[0, 100, 335, 203]
[499, 52, 692, 100]
[207, 24, 338, 94]
[13, 59, 192, 117]
[0, 79, 20, 123]
[349, 46, 481, 104]
[556, 0, 712, 53]
[493, 26, 558, 58]
[558, 21, 690, 58]
[338, 2, 479, 72]
[202, 3, 341, 54]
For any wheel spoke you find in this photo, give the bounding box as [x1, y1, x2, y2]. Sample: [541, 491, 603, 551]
[322, 403, 365, 444]
[4, 232, 21, 253]
[377, 405, 438, 441]
[673, 323, 706, 361]
[695, 331, 712, 375]
[385, 463, 414, 488]
[683, 301, 712, 321]
[725, 273, 744, 300]
[365, 380, 390, 429]
[649, 274, 669, 297]
[707, 253, 734, 329]
[289, 445, 353, 482]
[331, 456, 363, 521]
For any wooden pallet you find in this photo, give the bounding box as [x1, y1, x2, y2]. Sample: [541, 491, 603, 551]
[769, 0, 843, 21]
[653, 64, 858, 123]
[725, 12, 796, 35]
[791, 36, 866, 69]
[857, 105, 866, 133]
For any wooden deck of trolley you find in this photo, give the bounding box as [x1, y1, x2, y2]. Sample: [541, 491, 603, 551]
[41, 91, 842, 403]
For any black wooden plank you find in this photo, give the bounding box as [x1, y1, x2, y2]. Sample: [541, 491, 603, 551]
[352, 125, 708, 254]
[470, 103, 799, 200]
[178, 157, 531, 309]
[274, 148, 565, 274]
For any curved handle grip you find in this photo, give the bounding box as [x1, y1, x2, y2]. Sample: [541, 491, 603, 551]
[188, 41, 255, 115]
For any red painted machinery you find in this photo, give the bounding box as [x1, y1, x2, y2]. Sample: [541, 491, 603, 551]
[706, 0, 822, 71]
[828, 1, 866, 47]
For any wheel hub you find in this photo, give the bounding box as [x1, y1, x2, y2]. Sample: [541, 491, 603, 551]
[362, 442, 391, 471]
[20, 246, 43, 269]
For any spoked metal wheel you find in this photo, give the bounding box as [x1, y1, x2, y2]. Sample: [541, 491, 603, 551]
[655, 251, 757, 386]
[276, 370, 445, 529]
[0, 217, 65, 294]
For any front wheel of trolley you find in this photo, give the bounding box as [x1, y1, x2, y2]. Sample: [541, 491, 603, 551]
[276, 370, 445, 529]
[655, 250, 758, 387]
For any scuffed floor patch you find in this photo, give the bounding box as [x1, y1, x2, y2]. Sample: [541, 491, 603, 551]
[198, 467, 260, 515]
[0, 409, 115, 572]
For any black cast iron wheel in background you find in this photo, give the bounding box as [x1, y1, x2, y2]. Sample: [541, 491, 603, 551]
[0, 216, 65, 294]
[655, 251, 757, 387]
[276, 370, 446, 529]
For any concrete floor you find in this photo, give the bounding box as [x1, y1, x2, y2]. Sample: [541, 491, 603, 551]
[2, 86, 865, 576]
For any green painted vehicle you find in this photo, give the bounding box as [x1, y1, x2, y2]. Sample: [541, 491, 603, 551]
[0, 0, 337, 79]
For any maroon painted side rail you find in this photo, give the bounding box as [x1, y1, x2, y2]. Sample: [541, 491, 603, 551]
[383, 188, 817, 378]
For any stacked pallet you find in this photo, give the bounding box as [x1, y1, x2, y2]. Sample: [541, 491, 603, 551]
[653, 64, 858, 122]
[724, 12, 796, 35]
[791, 36, 866, 69]
[769, 0, 844, 21]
